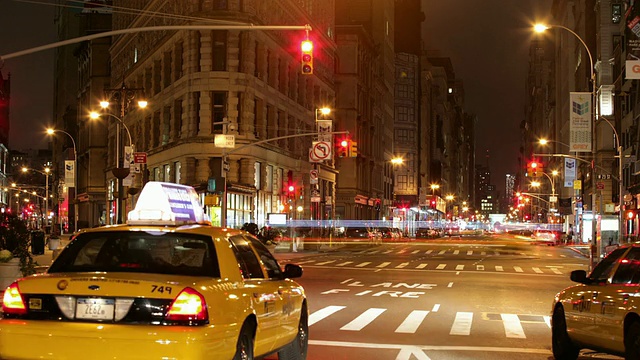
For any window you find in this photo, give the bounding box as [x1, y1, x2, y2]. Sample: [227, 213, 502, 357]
[590, 247, 628, 282]
[174, 161, 181, 184]
[246, 235, 282, 278]
[229, 235, 264, 279]
[212, 31, 227, 71]
[254, 162, 262, 189]
[154, 167, 161, 182]
[612, 248, 640, 284]
[211, 91, 227, 133]
[164, 164, 171, 183]
[612, 4, 622, 24]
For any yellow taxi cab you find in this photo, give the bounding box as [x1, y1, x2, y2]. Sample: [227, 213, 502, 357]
[551, 243, 640, 360]
[0, 182, 308, 360]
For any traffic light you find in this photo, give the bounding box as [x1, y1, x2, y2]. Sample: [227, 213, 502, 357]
[350, 141, 358, 158]
[287, 184, 295, 198]
[430, 199, 437, 209]
[527, 161, 540, 177]
[301, 40, 313, 75]
[338, 139, 350, 157]
[625, 209, 636, 220]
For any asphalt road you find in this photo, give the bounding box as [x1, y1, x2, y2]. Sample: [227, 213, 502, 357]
[269, 235, 621, 360]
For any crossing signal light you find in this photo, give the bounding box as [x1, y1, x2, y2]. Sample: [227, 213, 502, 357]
[301, 40, 313, 75]
[338, 139, 349, 158]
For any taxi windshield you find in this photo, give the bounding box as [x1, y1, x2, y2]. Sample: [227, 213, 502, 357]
[48, 231, 220, 277]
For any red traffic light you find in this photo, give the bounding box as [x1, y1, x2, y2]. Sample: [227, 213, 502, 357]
[288, 185, 295, 193]
[340, 140, 349, 148]
[530, 162, 538, 168]
[301, 40, 313, 75]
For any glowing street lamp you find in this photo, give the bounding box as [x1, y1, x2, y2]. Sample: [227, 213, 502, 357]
[47, 128, 77, 233]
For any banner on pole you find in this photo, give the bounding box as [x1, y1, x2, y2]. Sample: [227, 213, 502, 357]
[64, 160, 75, 186]
[569, 92, 592, 152]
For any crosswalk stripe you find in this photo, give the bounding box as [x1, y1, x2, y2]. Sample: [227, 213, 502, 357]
[560, 255, 566, 258]
[514, 266, 523, 273]
[546, 254, 552, 257]
[544, 315, 551, 328]
[432, 304, 440, 312]
[501, 314, 526, 338]
[438, 250, 446, 255]
[356, 262, 371, 267]
[467, 250, 473, 255]
[395, 310, 429, 333]
[453, 250, 460, 255]
[455, 265, 464, 270]
[416, 263, 428, 269]
[533, 267, 543, 274]
[396, 262, 409, 268]
[368, 250, 380, 254]
[476, 265, 484, 271]
[316, 260, 336, 265]
[450, 312, 473, 335]
[551, 268, 562, 274]
[494, 251, 500, 256]
[309, 305, 346, 326]
[336, 261, 353, 266]
[341, 308, 386, 331]
[436, 264, 447, 270]
[495, 266, 504, 272]
[481, 251, 486, 255]
[296, 260, 315, 264]
[377, 262, 391, 268]
[383, 250, 393, 254]
[426, 250, 433, 254]
[411, 250, 420, 254]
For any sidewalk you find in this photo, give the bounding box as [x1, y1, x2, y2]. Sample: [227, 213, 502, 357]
[31, 234, 72, 269]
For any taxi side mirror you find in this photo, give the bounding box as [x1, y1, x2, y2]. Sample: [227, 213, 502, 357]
[283, 263, 303, 279]
[570, 270, 589, 284]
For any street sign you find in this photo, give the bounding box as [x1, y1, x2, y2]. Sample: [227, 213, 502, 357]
[310, 169, 319, 184]
[316, 120, 333, 142]
[133, 152, 147, 164]
[597, 181, 605, 190]
[309, 141, 331, 162]
[214, 134, 235, 148]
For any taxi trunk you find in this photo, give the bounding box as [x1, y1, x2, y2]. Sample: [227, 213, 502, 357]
[0, 272, 237, 360]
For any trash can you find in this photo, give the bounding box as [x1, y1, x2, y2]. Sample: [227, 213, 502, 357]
[48, 236, 60, 250]
[31, 230, 45, 255]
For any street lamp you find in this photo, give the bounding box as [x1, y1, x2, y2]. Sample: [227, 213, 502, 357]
[21, 167, 50, 229]
[535, 23, 598, 270]
[599, 116, 624, 245]
[47, 128, 77, 234]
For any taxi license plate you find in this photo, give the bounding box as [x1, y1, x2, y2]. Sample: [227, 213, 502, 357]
[75, 298, 115, 320]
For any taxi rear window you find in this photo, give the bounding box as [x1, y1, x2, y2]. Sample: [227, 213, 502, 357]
[48, 231, 220, 277]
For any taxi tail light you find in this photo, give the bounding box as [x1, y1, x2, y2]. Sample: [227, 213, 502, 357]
[165, 287, 208, 322]
[2, 282, 27, 315]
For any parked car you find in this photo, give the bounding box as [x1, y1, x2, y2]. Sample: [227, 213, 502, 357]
[416, 228, 439, 238]
[343, 227, 380, 244]
[532, 229, 559, 245]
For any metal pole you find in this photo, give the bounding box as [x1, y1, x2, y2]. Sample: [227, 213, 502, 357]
[45, 174, 48, 229]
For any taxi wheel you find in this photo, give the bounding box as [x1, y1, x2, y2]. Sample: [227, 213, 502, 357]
[551, 306, 579, 360]
[233, 321, 255, 360]
[278, 305, 309, 360]
[624, 320, 640, 359]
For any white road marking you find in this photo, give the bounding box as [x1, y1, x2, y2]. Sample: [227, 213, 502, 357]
[456, 265, 464, 270]
[501, 314, 526, 338]
[438, 250, 446, 255]
[514, 266, 523, 273]
[450, 312, 473, 335]
[316, 260, 336, 265]
[467, 250, 473, 255]
[395, 310, 430, 333]
[476, 265, 485, 271]
[495, 266, 504, 272]
[494, 251, 500, 256]
[560, 255, 566, 258]
[356, 262, 371, 267]
[383, 250, 393, 254]
[436, 264, 447, 270]
[432, 304, 440, 312]
[481, 251, 486, 255]
[341, 308, 386, 331]
[546, 254, 552, 257]
[416, 263, 428, 269]
[368, 250, 380, 254]
[340, 278, 353, 284]
[412, 250, 420, 254]
[377, 262, 391, 268]
[532, 267, 543, 274]
[337, 261, 353, 267]
[309, 305, 346, 326]
[396, 346, 432, 360]
[551, 268, 562, 274]
[295, 260, 316, 264]
[453, 250, 460, 255]
[544, 315, 551, 328]
[447, 282, 453, 288]
[396, 262, 409, 268]
[426, 250, 433, 254]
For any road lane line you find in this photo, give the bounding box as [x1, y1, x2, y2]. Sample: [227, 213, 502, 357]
[532, 267, 543, 274]
[295, 260, 315, 264]
[377, 262, 391, 268]
[501, 314, 526, 338]
[476, 265, 484, 271]
[356, 262, 371, 267]
[456, 265, 464, 270]
[340, 308, 386, 331]
[396, 262, 409, 268]
[436, 264, 447, 270]
[416, 263, 428, 269]
[514, 266, 523, 272]
[450, 312, 473, 335]
[309, 305, 346, 326]
[316, 260, 336, 265]
[395, 310, 430, 333]
[337, 261, 353, 267]
[467, 250, 473, 255]
[495, 266, 504, 272]
[453, 250, 460, 255]
[308, 339, 551, 354]
[432, 304, 440, 312]
[340, 278, 353, 284]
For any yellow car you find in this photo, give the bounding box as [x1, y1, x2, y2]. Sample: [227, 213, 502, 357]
[0, 182, 308, 360]
[551, 243, 640, 360]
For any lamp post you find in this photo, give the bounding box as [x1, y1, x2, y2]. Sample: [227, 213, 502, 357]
[598, 116, 624, 244]
[100, 83, 147, 224]
[21, 167, 50, 229]
[47, 128, 77, 233]
[535, 23, 598, 270]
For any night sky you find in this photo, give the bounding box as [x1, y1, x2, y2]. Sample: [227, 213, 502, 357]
[3, 0, 554, 195]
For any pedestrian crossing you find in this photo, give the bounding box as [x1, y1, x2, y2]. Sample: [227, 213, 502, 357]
[309, 305, 551, 339]
[292, 258, 568, 274]
[353, 248, 573, 258]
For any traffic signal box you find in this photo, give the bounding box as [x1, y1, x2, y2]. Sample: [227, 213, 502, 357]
[338, 140, 349, 157]
[301, 40, 313, 75]
[350, 141, 358, 158]
[527, 161, 542, 177]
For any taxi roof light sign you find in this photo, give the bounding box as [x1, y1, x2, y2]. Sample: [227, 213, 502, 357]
[127, 182, 208, 226]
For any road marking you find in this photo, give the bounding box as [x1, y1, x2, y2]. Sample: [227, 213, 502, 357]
[309, 305, 345, 326]
[316, 260, 336, 265]
[377, 262, 391, 268]
[395, 310, 430, 333]
[447, 282, 453, 288]
[495, 266, 504, 272]
[532, 267, 543, 274]
[432, 304, 440, 312]
[295, 260, 315, 264]
[456, 265, 464, 270]
[341, 308, 386, 331]
[476, 265, 485, 271]
[467, 250, 473, 255]
[368, 250, 380, 254]
[438, 250, 446, 255]
[426, 250, 433, 254]
[337, 261, 353, 266]
[356, 262, 371, 267]
[481, 251, 486, 255]
[416, 263, 428, 269]
[544, 315, 551, 328]
[396, 262, 409, 268]
[340, 278, 353, 284]
[436, 264, 447, 270]
[551, 268, 562, 274]
[383, 250, 393, 254]
[396, 346, 432, 360]
[412, 250, 420, 254]
[453, 250, 460, 255]
[514, 266, 523, 273]
[356, 290, 372, 296]
[501, 314, 526, 338]
[560, 255, 566, 258]
[494, 251, 500, 256]
[450, 312, 473, 335]
[546, 254, 552, 257]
